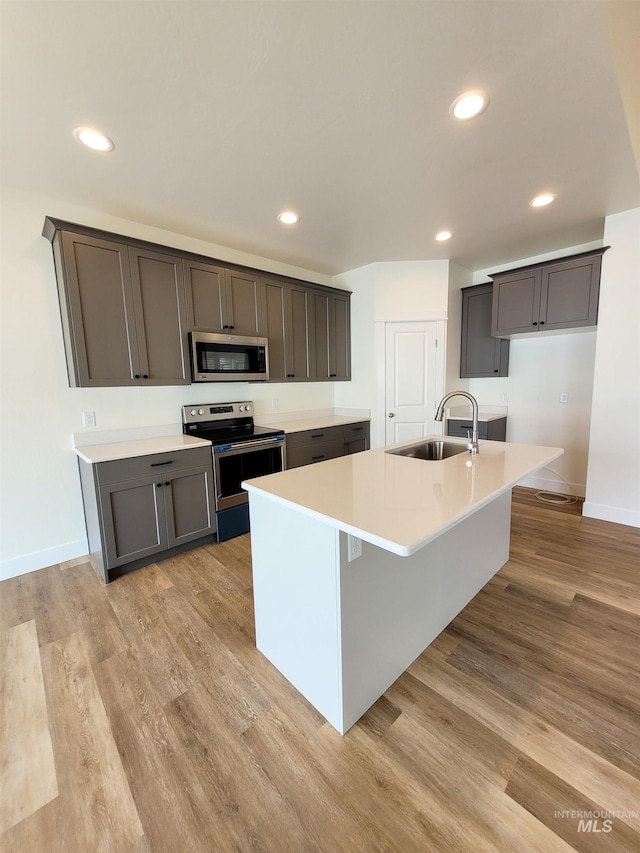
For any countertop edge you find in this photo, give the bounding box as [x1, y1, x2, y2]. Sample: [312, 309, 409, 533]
[243, 446, 564, 556]
[74, 435, 211, 464]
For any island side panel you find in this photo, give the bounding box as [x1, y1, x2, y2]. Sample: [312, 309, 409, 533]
[247, 492, 344, 730]
[338, 489, 512, 732]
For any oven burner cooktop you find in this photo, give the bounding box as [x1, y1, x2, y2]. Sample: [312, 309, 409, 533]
[181, 401, 284, 447]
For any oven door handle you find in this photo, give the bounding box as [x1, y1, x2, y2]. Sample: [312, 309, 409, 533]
[215, 436, 285, 453]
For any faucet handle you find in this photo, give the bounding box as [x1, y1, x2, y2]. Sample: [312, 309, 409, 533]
[465, 428, 474, 452]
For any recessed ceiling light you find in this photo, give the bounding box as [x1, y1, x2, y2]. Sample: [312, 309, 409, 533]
[73, 127, 114, 152]
[277, 211, 299, 225]
[449, 90, 489, 120]
[529, 193, 557, 208]
[435, 230, 453, 241]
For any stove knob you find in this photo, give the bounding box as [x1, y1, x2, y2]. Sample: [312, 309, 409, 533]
[198, 408, 204, 415]
[190, 409, 197, 416]
[239, 405, 245, 412]
[245, 403, 252, 411]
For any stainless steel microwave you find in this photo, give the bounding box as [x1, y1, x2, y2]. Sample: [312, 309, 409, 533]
[189, 332, 269, 382]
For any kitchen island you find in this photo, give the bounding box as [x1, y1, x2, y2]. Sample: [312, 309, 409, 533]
[243, 437, 562, 733]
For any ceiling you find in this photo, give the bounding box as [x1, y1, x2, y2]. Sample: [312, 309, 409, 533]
[1, 0, 638, 276]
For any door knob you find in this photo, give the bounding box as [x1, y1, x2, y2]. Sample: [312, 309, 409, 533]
[388, 412, 395, 418]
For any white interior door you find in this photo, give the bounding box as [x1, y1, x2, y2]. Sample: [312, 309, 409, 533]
[385, 322, 440, 445]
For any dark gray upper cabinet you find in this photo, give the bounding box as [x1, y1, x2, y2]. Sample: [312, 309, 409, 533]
[44, 216, 351, 387]
[45, 219, 189, 387]
[184, 260, 263, 335]
[128, 247, 190, 385]
[262, 277, 312, 381]
[460, 284, 509, 378]
[312, 290, 351, 380]
[490, 248, 607, 337]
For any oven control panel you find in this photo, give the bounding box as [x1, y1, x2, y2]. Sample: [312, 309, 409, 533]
[182, 401, 253, 424]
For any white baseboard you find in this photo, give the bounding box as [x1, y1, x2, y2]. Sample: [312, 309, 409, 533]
[582, 502, 640, 528]
[0, 539, 88, 582]
[517, 473, 585, 498]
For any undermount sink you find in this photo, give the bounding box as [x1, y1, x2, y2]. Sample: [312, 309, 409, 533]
[386, 439, 470, 461]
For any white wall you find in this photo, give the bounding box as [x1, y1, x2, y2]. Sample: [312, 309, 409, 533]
[445, 241, 606, 497]
[0, 186, 337, 579]
[334, 261, 450, 448]
[445, 261, 472, 390]
[585, 207, 640, 526]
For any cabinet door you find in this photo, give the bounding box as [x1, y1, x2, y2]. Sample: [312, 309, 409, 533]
[288, 284, 312, 380]
[184, 259, 226, 331]
[311, 291, 331, 379]
[540, 255, 601, 330]
[99, 476, 167, 569]
[129, 248, 190, 384]
[329, 293, 351, 380]
[461, 285, 509, 377]
[58, 231, 140, 386]
[263, 278, 288, 380]
[224, 270, 263, 335]
[164, 464, 214, 548]
[491, 269, 542, 336]
[344, 437, 368, 455]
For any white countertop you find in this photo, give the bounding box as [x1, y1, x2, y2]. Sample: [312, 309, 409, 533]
[243, 438, 562, 556]
[263, 414, 370, 433]
[74, 434, 211, 464]
[447, 412, 507, 422]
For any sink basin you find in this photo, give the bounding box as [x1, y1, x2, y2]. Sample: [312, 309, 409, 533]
[386, 439, 470, 461]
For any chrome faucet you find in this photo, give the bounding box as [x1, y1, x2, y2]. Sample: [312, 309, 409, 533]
[435, 391, 480, 455]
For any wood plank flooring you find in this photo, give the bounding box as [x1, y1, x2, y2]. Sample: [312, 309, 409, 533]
[1, 488, 639, 852]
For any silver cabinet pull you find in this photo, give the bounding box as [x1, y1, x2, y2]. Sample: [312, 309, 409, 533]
[388, 412, 395, 418]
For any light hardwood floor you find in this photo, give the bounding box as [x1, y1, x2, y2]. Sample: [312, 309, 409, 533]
[1, 488, 639, 852]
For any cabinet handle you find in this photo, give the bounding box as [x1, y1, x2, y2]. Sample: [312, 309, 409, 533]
[311, 433, 324, 438]
[134, 374, 141, 379]
[165, 481, 171, 486]
[532, 321, 538, 326]
[494, 369, 499, 373]
[312, 455, 325, 460]
[156, 483, 162, 489]
[150, 461, 173, 467]
[143, 374, 149, 379]
[330, 373, 337, 377]
[352, 427, 363, 431]
[539, 321, 545, 326]
[229, 325, 234, 330]
[223, 324, 229, 329]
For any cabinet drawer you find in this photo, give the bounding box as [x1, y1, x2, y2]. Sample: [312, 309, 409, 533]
[446, 418, 507, 442]
[285, 425, 344, 450]
[447, 420, 489, 440]
[96, 446, 212, 485]
[286, 439, 345, 469]
[343, 421, 370, 439]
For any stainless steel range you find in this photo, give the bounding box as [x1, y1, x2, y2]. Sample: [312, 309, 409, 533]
[182, 401, 286, 542]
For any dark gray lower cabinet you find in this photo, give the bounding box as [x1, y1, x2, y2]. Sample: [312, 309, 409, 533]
[286, 421, 370, 469]
[446, 417, 507, 441]
[79, 446, 214, 582]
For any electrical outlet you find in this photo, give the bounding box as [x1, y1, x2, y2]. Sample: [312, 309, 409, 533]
[347, 535, 363, 562]
[501, 393, 509, 403]
[559, 392, 569, 403]
[82, 411, 96, 427]
[271, 399, 279, 410]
